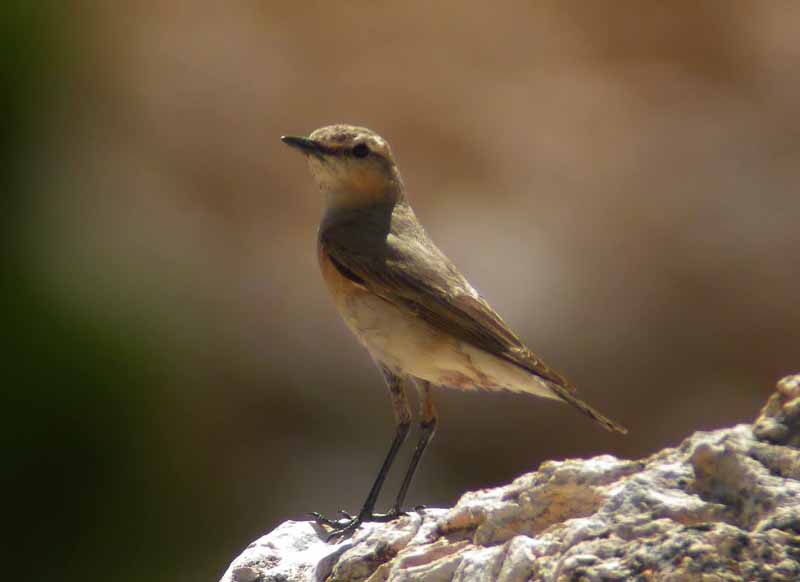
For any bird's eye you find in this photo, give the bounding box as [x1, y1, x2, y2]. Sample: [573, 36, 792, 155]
[352, 143, 370, 158]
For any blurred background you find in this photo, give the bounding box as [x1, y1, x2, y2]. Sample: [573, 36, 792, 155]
[4, 2, 799, 581]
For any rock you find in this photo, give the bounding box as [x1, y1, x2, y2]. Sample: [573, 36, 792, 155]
[220, 374, 800, 582]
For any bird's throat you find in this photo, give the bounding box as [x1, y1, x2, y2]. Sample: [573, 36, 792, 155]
[322, 177, 404, 213]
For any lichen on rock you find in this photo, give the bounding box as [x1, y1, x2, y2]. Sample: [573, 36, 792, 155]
[220, 374, 800, 582]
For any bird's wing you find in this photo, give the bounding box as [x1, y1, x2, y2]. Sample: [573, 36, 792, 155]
[320, 205, 626, 433]
[324, 229, 568, 385]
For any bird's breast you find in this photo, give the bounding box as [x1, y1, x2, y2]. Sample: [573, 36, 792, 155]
[317, 243, 423, 368]
[316, 243, 555, 399]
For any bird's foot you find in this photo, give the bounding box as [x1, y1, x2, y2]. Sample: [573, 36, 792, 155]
[310, 508, 409, 541]
[309, 510, 362, 541]
[364, 507, 408, 522]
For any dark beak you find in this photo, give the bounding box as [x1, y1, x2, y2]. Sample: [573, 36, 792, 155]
[281, 135, 322, 155]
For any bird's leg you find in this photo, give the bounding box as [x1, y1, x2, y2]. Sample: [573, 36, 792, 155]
[389, 379, 437, 517]
[312, 366, 411, 539]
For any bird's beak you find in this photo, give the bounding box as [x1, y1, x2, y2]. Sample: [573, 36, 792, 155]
[281, 135, 322, 155]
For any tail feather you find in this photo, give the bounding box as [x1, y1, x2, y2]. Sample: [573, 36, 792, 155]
[546, 382, 628, 434]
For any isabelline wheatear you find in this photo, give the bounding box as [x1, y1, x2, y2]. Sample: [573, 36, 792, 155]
[282, 124, 626, 537]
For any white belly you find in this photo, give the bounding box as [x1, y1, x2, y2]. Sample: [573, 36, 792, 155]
[337, 291, 558, 400]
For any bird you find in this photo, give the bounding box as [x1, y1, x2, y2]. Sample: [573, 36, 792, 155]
[281, 124, 626, 537]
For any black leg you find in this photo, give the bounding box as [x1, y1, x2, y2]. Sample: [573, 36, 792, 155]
[391, 379, 437, 514]
[311, 366, 411, 539]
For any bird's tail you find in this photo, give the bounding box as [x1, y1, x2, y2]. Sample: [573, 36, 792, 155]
[546, 381, 628, 434]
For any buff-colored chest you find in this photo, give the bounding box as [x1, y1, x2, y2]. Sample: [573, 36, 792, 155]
[317, 242, 421, 367]
[316, 242, 555, 399]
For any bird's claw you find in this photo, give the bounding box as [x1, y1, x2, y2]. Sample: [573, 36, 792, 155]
[310, 507, 412, 541]
[310, 511, 363, 541]
[368, 508, 408, 522]
[325, 518, 361, 541]
[309, 511, 342, 528]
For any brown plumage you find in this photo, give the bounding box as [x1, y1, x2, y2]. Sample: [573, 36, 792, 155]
[282, 124, 626, 538]
[319, 199, 626, 434]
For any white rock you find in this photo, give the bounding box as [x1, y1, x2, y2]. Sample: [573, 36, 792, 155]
[221, 374, 800, 582]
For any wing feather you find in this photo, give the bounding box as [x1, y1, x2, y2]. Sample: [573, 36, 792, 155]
[320, 202, 626, 434]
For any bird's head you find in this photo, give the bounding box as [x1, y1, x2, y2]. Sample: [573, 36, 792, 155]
[282, 124, 404, 209]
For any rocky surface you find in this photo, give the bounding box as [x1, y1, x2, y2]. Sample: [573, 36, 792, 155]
[221, 375, 800, 582]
